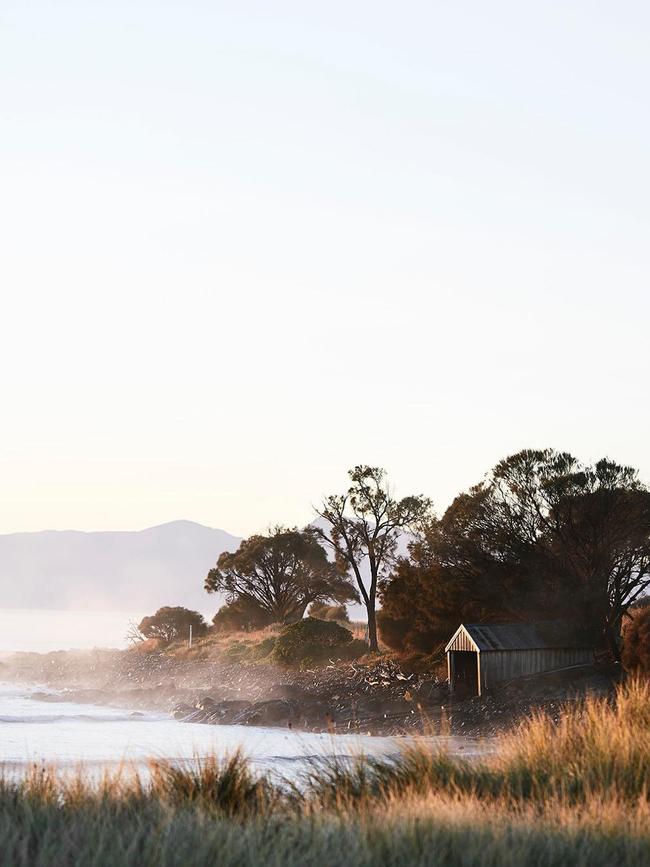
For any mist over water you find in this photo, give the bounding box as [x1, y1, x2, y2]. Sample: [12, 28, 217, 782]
[0, 683, 451, 780]
[0, 613, 492, 777]
[0, 609, 140, 653]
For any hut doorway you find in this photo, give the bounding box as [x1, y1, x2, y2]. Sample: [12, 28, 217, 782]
[449, 650, 479, 696]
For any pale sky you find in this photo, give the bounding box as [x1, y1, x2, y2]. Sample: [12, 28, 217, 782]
[1, 1, 649, 537]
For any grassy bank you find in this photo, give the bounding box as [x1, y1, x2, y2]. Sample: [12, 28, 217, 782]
[1, 680, 649, 866]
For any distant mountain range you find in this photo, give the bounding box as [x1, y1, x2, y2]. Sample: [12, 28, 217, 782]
[0, 521, 241, 616]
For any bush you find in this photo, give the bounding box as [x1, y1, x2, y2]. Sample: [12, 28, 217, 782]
[270, 617, 363, 667]
[623, 606, 650, 675]
[220, 641, 252, 663]
[308, 602, 350, 622]
[138, 607, 208, 644]
[247, 636, 278, 661]
[220, 636, 278, 665]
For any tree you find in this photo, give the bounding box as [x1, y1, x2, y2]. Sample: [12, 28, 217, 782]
[138, 607, 208, 644]
[314, 466, 432, 652]
[470, 450, 650, 657]
[205, 526, 358, 624]
[381, 450, 650, 659]
[378, 546, 458, 654]
[212, 597, 273, 633]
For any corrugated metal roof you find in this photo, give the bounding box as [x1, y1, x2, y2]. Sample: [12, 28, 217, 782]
[447, 621, 591, 652]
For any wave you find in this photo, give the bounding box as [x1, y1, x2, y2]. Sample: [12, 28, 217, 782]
[0, 713, 152, 725]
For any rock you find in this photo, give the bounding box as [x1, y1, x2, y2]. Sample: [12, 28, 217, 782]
[195, 696, 218, 712]
[233, 699, 297, 727]
[206, 700, 252, 724]
[171, 703, 196, 720]
[357, 696, 383, 715]
[267, 683, 309, 701]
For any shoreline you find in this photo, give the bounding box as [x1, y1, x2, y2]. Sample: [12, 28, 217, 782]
[0, 645, 621, 738]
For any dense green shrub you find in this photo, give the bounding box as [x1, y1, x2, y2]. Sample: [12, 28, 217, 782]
[220, 641, 252, 663]
[246, 636, 278, 661]
[220, 636, 278, 664]
[270, 617, 362, 667]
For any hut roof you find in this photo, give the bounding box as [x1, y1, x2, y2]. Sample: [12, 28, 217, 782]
[445, 621, 590, 653]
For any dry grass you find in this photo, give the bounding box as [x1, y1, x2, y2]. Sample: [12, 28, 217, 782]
[1, 680, 649, 866]
[165, 623, 284, 663]
[165, 620, 372, 666]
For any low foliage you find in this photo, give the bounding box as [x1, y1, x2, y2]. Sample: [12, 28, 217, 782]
[220, 636, 278, 664]
[623, 606, 650, 675]
[148, 750, 275, 816]
[270, 617, 365, 667]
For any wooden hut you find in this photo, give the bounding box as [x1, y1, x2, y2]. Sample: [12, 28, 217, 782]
[445, 622, 593, 697]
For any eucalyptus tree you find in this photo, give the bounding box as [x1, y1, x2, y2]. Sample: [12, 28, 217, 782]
[205, 526, 357, 624]
[314, 466, 432, 652]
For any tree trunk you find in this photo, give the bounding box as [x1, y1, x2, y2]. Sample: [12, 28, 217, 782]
[604, 615, 622, 664]
[366, 603, 378, 652]
[282, 602, 307, 624]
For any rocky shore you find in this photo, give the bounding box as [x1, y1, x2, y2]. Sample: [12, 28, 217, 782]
[1, 645, 621, 737]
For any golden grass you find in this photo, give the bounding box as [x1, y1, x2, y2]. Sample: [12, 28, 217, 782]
[1, 679, 649, 865]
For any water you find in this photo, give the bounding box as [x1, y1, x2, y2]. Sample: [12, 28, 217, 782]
[0, 683, 489, 781]
[0, 609, 140, 653]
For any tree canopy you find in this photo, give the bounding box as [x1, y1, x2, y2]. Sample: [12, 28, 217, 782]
[380, 450, 650, 658]
[211, 597, 273, 633]
[205, 526, 358, 624]
[314, 465, 432, 651]
[138, 607, 208, 644]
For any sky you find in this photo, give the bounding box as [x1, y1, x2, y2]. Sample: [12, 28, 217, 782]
[1, 1, 649, 537]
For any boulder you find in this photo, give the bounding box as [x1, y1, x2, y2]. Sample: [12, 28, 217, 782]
[195, 696, 218, 712]
[171, 703, 195, 720]
[233, 699, 297, 727]
[206, 700, 252, 724]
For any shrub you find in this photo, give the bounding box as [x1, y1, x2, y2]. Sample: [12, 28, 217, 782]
[623, 606, 650, 675]
[308, 602, 350, 622]
[221, 641, 252, 663]
[247, 636, 278, 661]
[271, 617, 361, 667]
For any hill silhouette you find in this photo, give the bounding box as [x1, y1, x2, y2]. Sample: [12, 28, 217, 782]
[0, 520, 241, 615]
